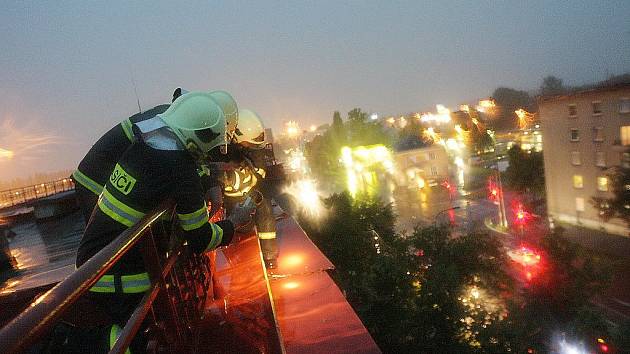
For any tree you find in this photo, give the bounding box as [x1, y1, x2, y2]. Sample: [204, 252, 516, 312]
[491, 87, 536, 132]
[592, 165, 630, 228]
[304, 108, 391, 190]
[395, 115, 426, 151]
[540, 75, 565, 96]
[299, 193, 515, 352]
[504, 227, 613, 351]
[504, 145, 545, 197]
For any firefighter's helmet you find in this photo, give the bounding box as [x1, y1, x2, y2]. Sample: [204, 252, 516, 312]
[209, 90, 238, 139]
[159, 91, 226, 157]
[235, 109, 265, 148]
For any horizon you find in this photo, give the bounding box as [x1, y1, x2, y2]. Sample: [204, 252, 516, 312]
[1, 1, 629, 181]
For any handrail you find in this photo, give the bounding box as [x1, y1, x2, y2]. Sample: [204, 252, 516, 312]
[0, 178, 75, 209]
[0, 200, 207, 353]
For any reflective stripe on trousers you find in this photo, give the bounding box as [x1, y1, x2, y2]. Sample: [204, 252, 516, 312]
[90, 272, 151, 294]
[110, 324, 132, 354]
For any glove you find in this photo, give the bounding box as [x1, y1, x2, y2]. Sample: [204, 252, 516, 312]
[206, 186, 223, 217]
[228, 198, 256, 230]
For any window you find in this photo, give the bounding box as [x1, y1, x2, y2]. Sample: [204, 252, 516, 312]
[568, 104, 577, 117]
[573, 175, 583, 189]
[622, 152, 630, 168]
[597, 176, 608, 191]
[620, 98, 630, 113]
[622, 126, 630, 146]
[571, 151, 581, 165]
[430, 166, 438, 176]
[595, 151, 606, 167]
[428, 152, 436, 160]
[593, 127, 604, 142]
[570, 128, 579, 141]
[576, 197, 585, 212]
[592, 101, 602, 115]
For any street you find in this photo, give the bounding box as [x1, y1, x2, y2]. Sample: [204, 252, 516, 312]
[392, 184, 630, 326]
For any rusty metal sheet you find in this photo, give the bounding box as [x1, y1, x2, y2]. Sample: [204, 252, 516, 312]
[271, 211, 334, 277]
[198, 231, 283, 354]
[270, 271, 381, 354]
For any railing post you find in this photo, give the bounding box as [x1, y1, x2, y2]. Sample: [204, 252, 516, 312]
[139, 227, 184, 351]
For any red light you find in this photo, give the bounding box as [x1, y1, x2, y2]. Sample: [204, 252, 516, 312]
[491, 189, 498, 196]
[600, 343, 609, 352]
[526, 271, 532, 280]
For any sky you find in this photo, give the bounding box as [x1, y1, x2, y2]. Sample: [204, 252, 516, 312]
[0, 0, 629, 181]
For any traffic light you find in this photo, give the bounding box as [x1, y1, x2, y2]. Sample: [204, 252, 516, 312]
[597, 338, 609, 352]
[487, 177, 499, 203]
[514, 204, 528, 225]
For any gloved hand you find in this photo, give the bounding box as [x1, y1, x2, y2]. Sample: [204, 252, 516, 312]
[228, 198, 256, 230]
[205, 186, 223, 217]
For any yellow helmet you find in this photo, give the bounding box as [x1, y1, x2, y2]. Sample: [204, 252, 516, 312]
[235, 109, 265, 148]
[209, 90, 238, 139]
[159, 91, 226, 157]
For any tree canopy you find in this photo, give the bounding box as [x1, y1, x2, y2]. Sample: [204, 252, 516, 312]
[490, 87, 536, 132]
[297, 193, 615, 352]
[592, 166, 630, 228]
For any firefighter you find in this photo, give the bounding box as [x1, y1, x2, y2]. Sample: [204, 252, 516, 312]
[222, 109, 279, 268]
[74, 92, 254, 353]
[72, 88, 238, 222]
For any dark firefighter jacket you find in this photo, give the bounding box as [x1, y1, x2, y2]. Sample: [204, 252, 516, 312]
[72, 105, 170, 196]
[76, 139, 234, 275]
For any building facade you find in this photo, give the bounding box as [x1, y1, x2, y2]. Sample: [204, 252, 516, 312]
[539, 84, 630, 236]
[393, 144, 450, 189]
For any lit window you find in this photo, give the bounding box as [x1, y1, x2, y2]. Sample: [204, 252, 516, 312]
[622, 152, 630, 168]
[621, 126, 630, 146]
[568, 104, 577, 117]
[592, 101, 602, 115]
[595, 151, 606, 167]
[576, 197, 585, 212]
[597, 176, 608, 191]
[573, 175, 583, 189]
[430, 166, 438, 176]
[570, 129, 579, 141]
[428, 152, 436, 160]
[571, 151, 581, 165]
[620, 98, 630, 113]
[593, 127, 604, 142]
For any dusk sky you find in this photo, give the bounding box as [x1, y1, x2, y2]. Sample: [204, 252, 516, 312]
[1, 1, 629, 181]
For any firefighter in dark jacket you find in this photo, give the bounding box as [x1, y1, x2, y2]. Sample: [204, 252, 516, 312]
[75, 92, 254, 353]
[72, 88, 239, 222]
[221, 109, 279, 268]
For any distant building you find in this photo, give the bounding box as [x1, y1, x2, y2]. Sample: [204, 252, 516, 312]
[393, 144, 450, 189]
[539, 83, 630, 236]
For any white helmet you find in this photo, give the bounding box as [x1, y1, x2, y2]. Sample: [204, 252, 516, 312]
[235, 109, 265, 147]
[159, 91, 226, 157]
[209, 90, 238, 139]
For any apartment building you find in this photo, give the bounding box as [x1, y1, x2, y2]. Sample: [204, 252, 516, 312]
[539, 83, 630, 236]
[393, 144, 450, 189]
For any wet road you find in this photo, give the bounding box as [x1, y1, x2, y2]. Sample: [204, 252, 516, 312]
[391, 185, 498, 233]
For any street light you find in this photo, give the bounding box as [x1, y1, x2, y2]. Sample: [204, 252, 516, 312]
[433, 206, 461, 226]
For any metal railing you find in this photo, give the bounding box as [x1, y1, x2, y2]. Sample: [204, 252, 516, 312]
[0, 178, 75, 209]
[0, 201, 214, 353]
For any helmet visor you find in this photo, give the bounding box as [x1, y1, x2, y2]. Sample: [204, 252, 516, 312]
[252, 131, 265, 143]
[194, 127, 221, 143]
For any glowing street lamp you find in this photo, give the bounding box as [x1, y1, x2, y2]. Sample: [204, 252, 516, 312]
[515, 108, 534, 130]
[286, 120, 300, 138]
